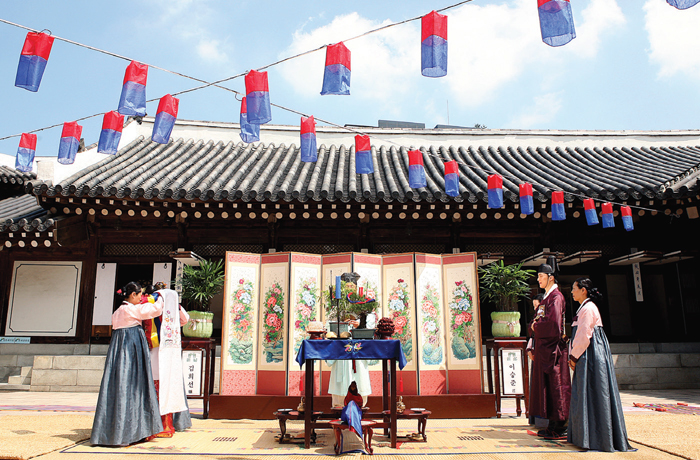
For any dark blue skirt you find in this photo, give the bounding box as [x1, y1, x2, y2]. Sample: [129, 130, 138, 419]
[91, 326, 163, 446]
[568, 326, 632, 452]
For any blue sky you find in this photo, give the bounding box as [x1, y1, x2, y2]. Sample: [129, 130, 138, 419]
[1, 0, 700, 157]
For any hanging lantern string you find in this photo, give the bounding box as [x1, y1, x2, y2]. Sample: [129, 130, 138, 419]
[0, 1, 474, 142]
[0, 10, 685, 217]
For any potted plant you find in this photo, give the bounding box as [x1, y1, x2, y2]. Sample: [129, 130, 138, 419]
[478, 261, 535, 337]
[324, 278, 378, 338]
[180, 258, 225, 338]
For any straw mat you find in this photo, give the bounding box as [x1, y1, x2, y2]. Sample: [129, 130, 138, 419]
[63, 418, 586, 456]
[0, 414, 92, 460]
[626, 413, 700, 460]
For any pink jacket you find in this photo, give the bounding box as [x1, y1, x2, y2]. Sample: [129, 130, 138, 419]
[569, 299, 603, 360]
[112, 298, 163, 330]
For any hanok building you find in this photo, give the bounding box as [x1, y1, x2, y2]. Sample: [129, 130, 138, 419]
[1, 118, 699, 391]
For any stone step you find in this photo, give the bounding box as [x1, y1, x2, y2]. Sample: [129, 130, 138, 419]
[0, 382, 31, 391]
[8, 373, 31, 385]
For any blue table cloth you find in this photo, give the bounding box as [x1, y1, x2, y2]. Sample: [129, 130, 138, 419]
[295, 339, 407, 370]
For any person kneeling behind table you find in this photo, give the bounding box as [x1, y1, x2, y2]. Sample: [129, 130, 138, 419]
[340, 381, 364, 440]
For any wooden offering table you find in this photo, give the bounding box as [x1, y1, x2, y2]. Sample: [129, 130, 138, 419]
[274, 410, 323, 444]
[381, 409, 431, 442]
[295, 339, 407, 449]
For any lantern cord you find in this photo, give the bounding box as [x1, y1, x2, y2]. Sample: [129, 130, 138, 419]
[0, 1, 474, 102]
[0, 8, 683, 216]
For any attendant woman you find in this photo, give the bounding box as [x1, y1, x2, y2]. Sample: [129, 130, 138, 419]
[568, 278, 631, 452]
[91, 282, 164, 446]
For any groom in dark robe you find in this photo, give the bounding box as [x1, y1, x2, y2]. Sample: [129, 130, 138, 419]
[528, 256, 571, 439]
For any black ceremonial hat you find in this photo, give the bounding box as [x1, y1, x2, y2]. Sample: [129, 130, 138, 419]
[537, 255, 559, 275]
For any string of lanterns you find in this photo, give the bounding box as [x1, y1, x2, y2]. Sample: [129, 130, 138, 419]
[5, 0, 696, 231]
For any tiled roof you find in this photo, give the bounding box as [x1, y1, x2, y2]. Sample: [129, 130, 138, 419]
[0, 194, 53, 233]
[1, 165, 36, 187]
[30, 135, 700, 204]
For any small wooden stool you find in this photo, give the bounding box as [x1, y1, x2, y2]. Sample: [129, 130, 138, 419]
[329, 419, 376, 455]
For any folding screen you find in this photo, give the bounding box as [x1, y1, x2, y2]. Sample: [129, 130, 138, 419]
[382, 253, 418, 394]
[257, 252, 291, 395]
[287, 253, 322, 396]
[220, 252, 261, 395]
[442, 252, 483, 393]
[415, 253, 447, 394]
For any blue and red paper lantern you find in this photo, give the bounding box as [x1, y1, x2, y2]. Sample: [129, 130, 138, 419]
[583, 198, 599, 226]
[355, 135, 373, 174]
[300, 116, 317, 162]
[15, 133, 37, 172]
[408, 150, 426, 188]
[537, 0, 576, 47]
[621, 206, 634, 231]
[487, 174, 503, 209]
[421, 10, 448, 77]
[245, 69, 271, 125]
[551, 190, 565, 221]
[57, 121, 82, 165]
[98, 111, 124, 155]
[321, 42, 351, 95]
[667, 0, 700, 9]
[445, 160, 460, 197]
[239, 97, 260, 144]
[15, 32, 55, 92]
[519, 183, 534, 215]
[118, 61, 148, 117]
[152, 94, 179, 144]
[601, 202, 615, 228]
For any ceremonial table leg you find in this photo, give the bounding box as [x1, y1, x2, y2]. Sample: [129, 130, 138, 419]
[382, 359, 389, 436]
[390, 358, 397, 448]
[365, 426, 374, 455]
[304, 359, 314, 448]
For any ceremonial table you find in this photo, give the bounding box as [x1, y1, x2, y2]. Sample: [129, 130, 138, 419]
[295, 339, 407, 449]
[484, 337, 529, 418]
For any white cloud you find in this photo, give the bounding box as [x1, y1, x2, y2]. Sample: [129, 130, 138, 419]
[568, 0, 626, 58]
[278, 0, 624, 120]
[145, 0, 231, 64]
[509, 92, 564, 128]
[644, 0, 700, 78]
[278, 13, 417, 102]
[197, 39, 229, 63]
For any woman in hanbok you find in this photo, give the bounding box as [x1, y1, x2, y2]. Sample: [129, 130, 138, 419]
[91, 282, 164, 446]
[568, 278, 631, 452]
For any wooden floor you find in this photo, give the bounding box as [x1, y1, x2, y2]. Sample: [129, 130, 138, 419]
[208, 394, 497, 419]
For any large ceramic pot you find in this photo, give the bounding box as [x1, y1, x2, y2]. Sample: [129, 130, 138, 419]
[183, 311, 214, 338]
[490, 311, 521, 338]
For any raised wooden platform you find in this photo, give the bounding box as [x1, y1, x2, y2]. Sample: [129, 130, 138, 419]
[209, 394, 496, 419]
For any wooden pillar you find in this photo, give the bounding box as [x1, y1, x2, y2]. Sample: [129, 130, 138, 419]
[76, 234, 99, 343]
[0, 248, 10, 334]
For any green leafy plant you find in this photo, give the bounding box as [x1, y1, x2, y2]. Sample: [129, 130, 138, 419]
[478, 261, 534, 312]
[324, 280, 378, 324]
[180, 258, 225, 311]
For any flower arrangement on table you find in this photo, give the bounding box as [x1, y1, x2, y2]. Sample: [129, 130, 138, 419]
[449, 280, 476, 360]
[228, 277, 255, 364]
[324, 279, 378, 329]
[262, 281, 285, 363]
[386, 278, 412, 363]
[420, 282, 443, 365]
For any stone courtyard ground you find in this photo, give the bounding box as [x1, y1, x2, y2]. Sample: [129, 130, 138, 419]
[1, 389, 699, 460]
